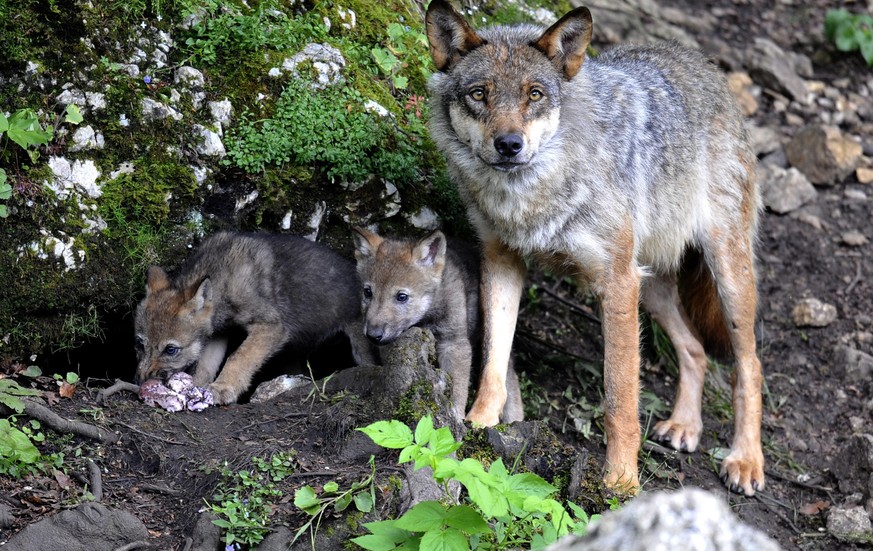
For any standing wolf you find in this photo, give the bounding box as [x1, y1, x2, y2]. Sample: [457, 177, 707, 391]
[352, 227, 524, 423]
[134, 232, 376, 404]
[425, 0, 763, 495]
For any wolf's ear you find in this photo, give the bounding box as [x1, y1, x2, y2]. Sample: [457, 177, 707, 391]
[146, 266, 170, 296]
[352, 227, 382, 261]
[426, 0, 485, 72]
[533, 7, 593, 79]
[189, 278, 212, 312]
[415, 231, 447, 269]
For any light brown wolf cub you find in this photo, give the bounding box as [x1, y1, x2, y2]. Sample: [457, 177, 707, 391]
[352, 227, 523, 423]
[134, 232, 376, 404]
[426, 0, 763, 495]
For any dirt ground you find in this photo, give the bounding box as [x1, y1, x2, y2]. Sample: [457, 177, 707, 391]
[1, 1, 872, 550]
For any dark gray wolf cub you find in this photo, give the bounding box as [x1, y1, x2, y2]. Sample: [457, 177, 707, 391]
[426, 0, 763, 495]
[134, 232, 376, 404]
[352, 227, 524, 423]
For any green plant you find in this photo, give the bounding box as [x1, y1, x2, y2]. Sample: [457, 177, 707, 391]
[292, 456, 377, 547]
[225, 78, 421, 183]
[371, 22, 432, 91]
[0, 104, 82, 217]
[354, 416, 602, 550]
[0, 379, 65, 477]
[208, 451, 297, 548]
[825, 9, 873, 66]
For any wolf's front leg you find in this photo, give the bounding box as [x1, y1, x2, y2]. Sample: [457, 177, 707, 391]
[466, 238, 525, 427]
[600, 257, 642, 495]
[192, 337, 228, 386]
[208, 323, 287, 404]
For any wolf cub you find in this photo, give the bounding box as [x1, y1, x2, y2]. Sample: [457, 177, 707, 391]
[134, 232, 376, 404]
[352, 227, 523, 423]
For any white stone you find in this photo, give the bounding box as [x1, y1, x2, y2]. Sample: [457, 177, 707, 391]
[141, 97, 182, 121]
[46, 157, 102, 200]
[191, 165, 210, 184]
[234, 190, 259, 212]
[364, 100, 389, 118]
[85, 92, 106, 110]
[407, 207, 440, 230]
[110, 162, 135, 180]
[56, 89, 86, 107]
[337, 7, 356, 29]
[283, 43, 346, 88]
[192, 124, 225, 158]
[208, 99, 233, 128]
[305, 201, 327, 240]
[69, 125, 104, 152]
[174, 66, 205, 87]
[119, 64, 140, 77]
[281, 210, 293, 230]
[268, 67, 281, 77]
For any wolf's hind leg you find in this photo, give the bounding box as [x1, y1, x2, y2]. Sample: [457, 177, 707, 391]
[705, 232, 764, 496]
[641, 274, 708, 452]
[208, 323, 288, 404]
[192, 337, 228, 386]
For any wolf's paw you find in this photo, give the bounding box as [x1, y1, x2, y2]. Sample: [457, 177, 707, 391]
[603, 465, 640, 496]
[465, 405, 500, 428]
[207, 381, 240, 405]
[720, 446, 765, 496]
[651, 418, 702, 453]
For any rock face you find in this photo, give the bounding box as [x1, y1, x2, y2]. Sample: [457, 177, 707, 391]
[547, 488, 780, 551]
[758, 164, 817, 214]
[792, 298, 838, 327]
[2, 502, 149, 551]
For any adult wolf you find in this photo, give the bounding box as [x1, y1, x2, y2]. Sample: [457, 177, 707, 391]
[352, 227, 524, 423]
[134, 232, 376, 404]
[425, 0, 763, 495]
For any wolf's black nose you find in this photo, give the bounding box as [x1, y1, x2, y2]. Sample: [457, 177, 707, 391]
[367, 329, 384, 344]
[494, 134, 524, 157]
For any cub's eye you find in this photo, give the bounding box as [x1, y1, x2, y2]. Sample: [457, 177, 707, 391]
[363, 286, 373, 299]
[529, 89, 544, 102]
[163, 344, 180, 357]
[395, 292, 409, 303]
[135, 336, 145, 350]
[469, 88, 485, 102]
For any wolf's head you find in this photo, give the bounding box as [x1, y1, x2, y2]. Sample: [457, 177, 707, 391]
[134, 266, 215, 384]
[352, 228, 446, 345]
[425, 0, 592, 172]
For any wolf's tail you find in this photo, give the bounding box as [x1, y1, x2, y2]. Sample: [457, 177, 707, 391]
[679, 248, 732, 359]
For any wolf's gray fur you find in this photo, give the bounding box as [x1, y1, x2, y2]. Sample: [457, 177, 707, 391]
[134, 232, 376, 404]
[426, 0, 762, 495]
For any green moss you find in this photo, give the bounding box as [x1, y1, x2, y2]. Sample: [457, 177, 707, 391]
[458, 428, 499, 468]
[394, 379, 439, 426]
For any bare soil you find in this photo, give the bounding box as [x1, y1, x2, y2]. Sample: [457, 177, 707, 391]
[1, 1, 871, 550]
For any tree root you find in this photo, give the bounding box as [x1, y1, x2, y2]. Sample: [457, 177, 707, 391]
[96, 379, 141, 404]
[87, 458, 103, 501]
[1, 398, 120, 444]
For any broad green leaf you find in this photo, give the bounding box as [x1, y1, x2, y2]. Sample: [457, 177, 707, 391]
[0, 205, 7, 218]
[414, 416, 434, 446]
[398, 443, 420, 464]
[0, 420, 39, 463]
[835, 22, 860, 51]
[419, 527, 468, 551]
[443, 505, 489, 534]
[293, 485, 321, 512]
[429, 428, 461, 457]
[358, 420, 413, 449]
[211, 518, 233, 529]
[361, 519, 413, 542]
[323, 481, 339, 493]
[354, 490, 375, 513]
[393, 75, 409, 89]
[334, 492, 353, 512]
[825, 9, 852, 40]
[861, 36, 873, 65]
[22, 366, 41, 378]
[394, 501, 448, 532]
[350, 534, 400, 551]
[0, 394, 25, 413]
[506, 472, 557, 500]
[66, 372, 80, 384]
[64, 104, 83, 125]
[0, 112, 8, 133]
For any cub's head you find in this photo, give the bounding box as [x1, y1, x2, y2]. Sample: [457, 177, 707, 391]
[352, 228, 447, 345]
[425, 0, 592, 172]
[134, 266, 215, 384]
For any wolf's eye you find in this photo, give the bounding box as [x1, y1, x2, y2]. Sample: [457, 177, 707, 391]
[469, 88, 485, 102]
[135, 336, 145, 350]
[163, 344, 180, 357]
[396, 292, 409, 303]
[529, 89, 544, 102]
[363, 285, 373, 299]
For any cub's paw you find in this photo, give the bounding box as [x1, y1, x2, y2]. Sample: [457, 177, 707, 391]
[720, 447, 765, 496]
[650, 419, 702, 453]
[207, 381, 241, 405]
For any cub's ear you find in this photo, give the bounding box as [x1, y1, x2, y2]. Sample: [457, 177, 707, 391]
[352, 227, 383, 261]
[146, 266, 170, 295]
[425, 0, 485, 72]
[533, 7, 593, 79]
[189, 277, 213, 312]
[414, 231, 447, 269]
